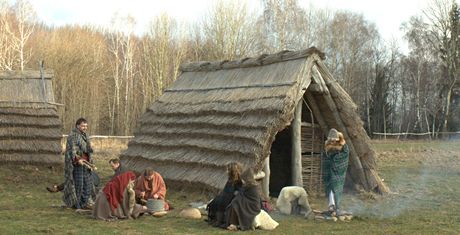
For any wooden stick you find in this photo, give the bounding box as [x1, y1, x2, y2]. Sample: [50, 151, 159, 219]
[81, 159, 97, 171]
[305, 93, 329, 135]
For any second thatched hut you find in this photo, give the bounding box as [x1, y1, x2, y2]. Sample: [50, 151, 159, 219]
[0, 70, 62, 165]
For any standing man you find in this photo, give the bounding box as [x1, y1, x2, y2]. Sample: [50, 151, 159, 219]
[63, 117, 94, 209]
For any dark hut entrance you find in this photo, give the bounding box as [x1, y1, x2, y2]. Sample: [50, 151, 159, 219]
[269, 95, 325, 197]
[269, 126, 292, 197]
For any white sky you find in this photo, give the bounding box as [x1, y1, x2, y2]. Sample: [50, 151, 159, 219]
[27, 0, 456, 45]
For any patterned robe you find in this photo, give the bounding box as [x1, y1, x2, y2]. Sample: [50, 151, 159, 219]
[322, 144, 349, 210]
[63, 128, 94, 208]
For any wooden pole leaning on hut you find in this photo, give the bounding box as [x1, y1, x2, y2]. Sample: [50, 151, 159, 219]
[291, 101, 303, 187]
[304, 93, 329, 135]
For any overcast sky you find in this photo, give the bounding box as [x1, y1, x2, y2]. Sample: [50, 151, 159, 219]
[27, 0, 456, 45]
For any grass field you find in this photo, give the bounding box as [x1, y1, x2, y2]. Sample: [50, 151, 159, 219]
[1, 140, 459, 234]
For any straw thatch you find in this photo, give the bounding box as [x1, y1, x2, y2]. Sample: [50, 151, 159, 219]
[121, 47, 388, 194]
[0, 71, 63, 165]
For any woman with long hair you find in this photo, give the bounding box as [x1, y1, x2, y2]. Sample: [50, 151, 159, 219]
[207, 162, 243, 227]
[226, 168, 261, 231]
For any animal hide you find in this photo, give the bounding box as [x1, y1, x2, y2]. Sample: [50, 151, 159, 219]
[276, 186, 311, 216]
[179, 208, 201, 219]
[253, 210, 279, 230]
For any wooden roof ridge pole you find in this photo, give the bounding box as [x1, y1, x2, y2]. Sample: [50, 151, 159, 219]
[314, 60, 369, 190]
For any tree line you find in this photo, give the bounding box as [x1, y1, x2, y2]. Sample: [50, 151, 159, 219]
[0, 0, 458, 137]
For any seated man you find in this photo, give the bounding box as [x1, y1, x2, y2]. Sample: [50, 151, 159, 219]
[134, 167, 169, 211]
[93, 171, 148, 220]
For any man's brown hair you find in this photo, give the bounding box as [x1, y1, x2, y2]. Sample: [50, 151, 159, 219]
[143, 167, 155, 177]
[109, 158, 120, 164]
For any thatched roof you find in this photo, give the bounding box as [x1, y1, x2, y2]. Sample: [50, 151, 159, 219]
[0, 71, 62, 165]
[121, 47, 388, 193]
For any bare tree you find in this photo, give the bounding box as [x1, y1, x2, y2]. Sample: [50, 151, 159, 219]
[201, 0, 258, 60]
[3, 0, 36, 70]
[0, 1, 15, 70]
[28, 25, 110, 133]
[369, 44, 400, 136]
[322, 11, 381, 127]
[258, 0, 311, 52]
[106, 13, 137, 135]
[400, 15, 445, 134]
[120, 15, 137, 135]
[142, 13, 188, 104]
[106, 20, 122, 134]
[423, 0, 459, 132]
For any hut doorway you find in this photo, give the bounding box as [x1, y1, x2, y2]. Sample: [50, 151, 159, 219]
[269, 126, 292, 197]
[268, 96, 325, 197]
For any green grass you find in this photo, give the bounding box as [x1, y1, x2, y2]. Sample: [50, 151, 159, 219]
[1, 140, 460, 234]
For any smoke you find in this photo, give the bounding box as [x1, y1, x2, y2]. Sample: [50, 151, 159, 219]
[343, 166, 433, 219]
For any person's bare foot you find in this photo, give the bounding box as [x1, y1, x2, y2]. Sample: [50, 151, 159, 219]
[227, 224, 238, 231]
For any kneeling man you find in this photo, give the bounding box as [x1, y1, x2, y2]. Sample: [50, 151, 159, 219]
[134, 167, 170, 211]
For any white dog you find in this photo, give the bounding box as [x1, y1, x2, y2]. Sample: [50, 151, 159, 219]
[276, 186, 312, 217]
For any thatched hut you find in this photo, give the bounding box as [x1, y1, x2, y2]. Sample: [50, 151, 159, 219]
[0, 70, 62, 165]
[121, 47, 389, 196]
